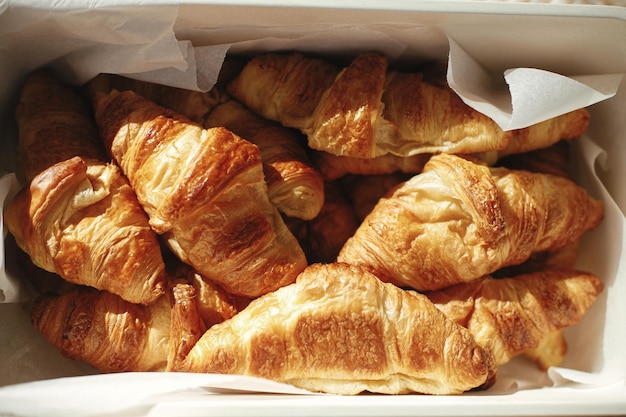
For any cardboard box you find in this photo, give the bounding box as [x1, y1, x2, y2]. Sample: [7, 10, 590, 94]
[0, 1, 625, 416]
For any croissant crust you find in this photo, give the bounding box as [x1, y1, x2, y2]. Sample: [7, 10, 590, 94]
[93, 89, 307, 298]
[228, 52, 589, 159]
[31, 287, 172, 373]
[5, 157, 167, 305]
[427, 270, 604, 366]
[177, 262, 491, 395]
[338, 153, 603, 291]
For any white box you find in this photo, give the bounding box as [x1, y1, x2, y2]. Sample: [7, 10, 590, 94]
[0, 1, 625, 416]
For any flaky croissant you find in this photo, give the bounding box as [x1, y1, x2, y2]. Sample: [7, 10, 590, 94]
[6, 158, 168, 305]
[341, 172, 411, 221]
[426, 270, 603, 367]
[228, 52, 589, 159]
[93, 89, 307, 298]
[87, 73, 224, 126]
[31, 286, 172, 373]
[524, 329, 568, 371]
[31, 281, 207, 373]
[311, 150, 429, 181]
[176, 262, 492, 395]
[496, 140, 573, 179]
[204, 99, 325, 220]
[166, 281, 208, 371]
[15, 69, 107, 182]
[338, 153, 603, 292]
[285, 180, 360, 264]
[7, 71, 167, 305]
[175, 264, 250, 329]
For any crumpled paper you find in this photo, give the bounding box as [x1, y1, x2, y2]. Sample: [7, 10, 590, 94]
[0, 1, 625, 414]
[446, 37, 623, 129]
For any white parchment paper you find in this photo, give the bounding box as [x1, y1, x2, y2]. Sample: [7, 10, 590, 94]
[0, 2, 625, 415]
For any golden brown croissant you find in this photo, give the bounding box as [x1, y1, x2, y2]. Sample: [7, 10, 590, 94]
[87, 73, 224, 126]
[92, 89, 307, 298]
[285, 180, 360, 264]
[176, 262, 492, 395]
[228, 52, 589, 159]
[426, 270, 603, 367]
[7, 71, 167, 305]
[166, 281, 208, 371]
[524, 329, 567, 370]
[492, 140, 580, 281]
[384, 71, 589, 159]
[338, 153, 603, 292]
[175, 264, 250, 329]
[227, 52, 339, 131]
[341, 172, 411, 221]
[5, 158, 168, 305]
[15, 69, 107, 182]
[311, 150, 429, 180]
[496, 140, 573, 179]
[204, 99, 325, 220]
[31, 286, 172, 373]
[492, 110, 588, 161]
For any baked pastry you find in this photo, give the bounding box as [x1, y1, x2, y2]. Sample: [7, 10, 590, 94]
[285, 180, 360, 264]
[31, 281, 207, 373]
[338, 153, 603, 291]
[311, 150, 429, 180]
[166, 281, 208, 371]
[524, 329, 567, 371]
[227, 52, 339, 131]
[31, 286, 172, 372]
[175, 264, 250, 329]
[15, 69, 106, 182]
[341, 172, 411, 221]
[228, 52, 589, 159]
[92, 89, 307, 298]
[495, 140, 573, 179]
[176, 262, 492, 395]
[7, 71, 167, 305]
[426, 269, 603, 366]
[6, 158, 168, 305]
[87, 73, 224, 126]
[204, 99, 325, 220]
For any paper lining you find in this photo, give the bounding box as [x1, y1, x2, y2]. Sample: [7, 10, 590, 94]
[0, 5, 624, 404]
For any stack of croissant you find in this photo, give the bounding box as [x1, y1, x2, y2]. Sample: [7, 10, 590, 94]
[4, 51, 605, 396]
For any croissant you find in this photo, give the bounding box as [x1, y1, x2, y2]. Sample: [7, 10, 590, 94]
[204, 99, 325, 220]
[228, 52, 589, 159]
[6, 158, 168, 305]
[7, 71, 167, 305]
[491, 140, 580, 281]
[92, 89, 307, 298]
[227, 52, 339, 131]
[175, 264, 250, 329]
[496, 140, 573, 179]
[285, 180, 360, 264]
[14, 69, 106, 182]
[31, 286, 172, 373]
[338, 153, 603, 292]
[524, 329, 567, 371]
[87, 73, 224, 126]
[311, 150, 429, 180]
[176, 262, 492, 395]
[341, 172, 411, 221]
[384, 70, 589, 159]
[426, 270, 603, 366]
[166, 281, 208, 371]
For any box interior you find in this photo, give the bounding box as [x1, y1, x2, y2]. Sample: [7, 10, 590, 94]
[0, 2, 625, 415]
